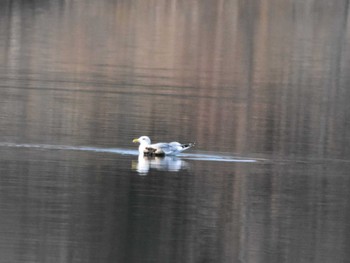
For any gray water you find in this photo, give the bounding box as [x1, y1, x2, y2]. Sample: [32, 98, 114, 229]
[1, 1, 350, 262]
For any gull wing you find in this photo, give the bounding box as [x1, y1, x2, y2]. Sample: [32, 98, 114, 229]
[146, 142, 178, 155]
[144, 142, 195, 156]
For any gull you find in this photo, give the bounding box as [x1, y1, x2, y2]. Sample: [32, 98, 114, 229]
[132, 136, 195, 156]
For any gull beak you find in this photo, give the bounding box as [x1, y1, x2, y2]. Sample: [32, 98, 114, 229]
[132, 138, 139, 143]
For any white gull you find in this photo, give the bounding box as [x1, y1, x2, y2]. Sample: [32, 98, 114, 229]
[132, 136, 194, 156]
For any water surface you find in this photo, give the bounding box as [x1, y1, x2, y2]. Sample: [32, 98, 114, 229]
[1, 0, 350, 262]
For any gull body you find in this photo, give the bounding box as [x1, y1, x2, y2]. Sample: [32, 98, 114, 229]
[132, 136, 194, 156]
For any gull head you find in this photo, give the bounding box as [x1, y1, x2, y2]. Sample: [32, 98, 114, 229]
[132, 136, 151, 145]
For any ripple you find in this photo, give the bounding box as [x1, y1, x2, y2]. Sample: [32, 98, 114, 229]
[0, 142, 258, 163]
[180, 153, 258, 163]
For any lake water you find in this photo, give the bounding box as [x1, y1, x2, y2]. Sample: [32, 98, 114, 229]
[1, 0, 350, 262]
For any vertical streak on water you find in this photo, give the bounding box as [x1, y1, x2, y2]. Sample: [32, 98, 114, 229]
[318, 0, 350, 158]
[238, 0, 260, 156]
[6, 1, 20, 72]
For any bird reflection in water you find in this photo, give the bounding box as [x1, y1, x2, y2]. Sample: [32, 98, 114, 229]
[132, 154, 189, 175]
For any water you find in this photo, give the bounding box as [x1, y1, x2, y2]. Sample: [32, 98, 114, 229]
[1, 0, 350, 262]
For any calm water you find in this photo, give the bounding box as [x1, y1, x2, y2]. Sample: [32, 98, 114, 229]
[1, 0, 350, 262]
